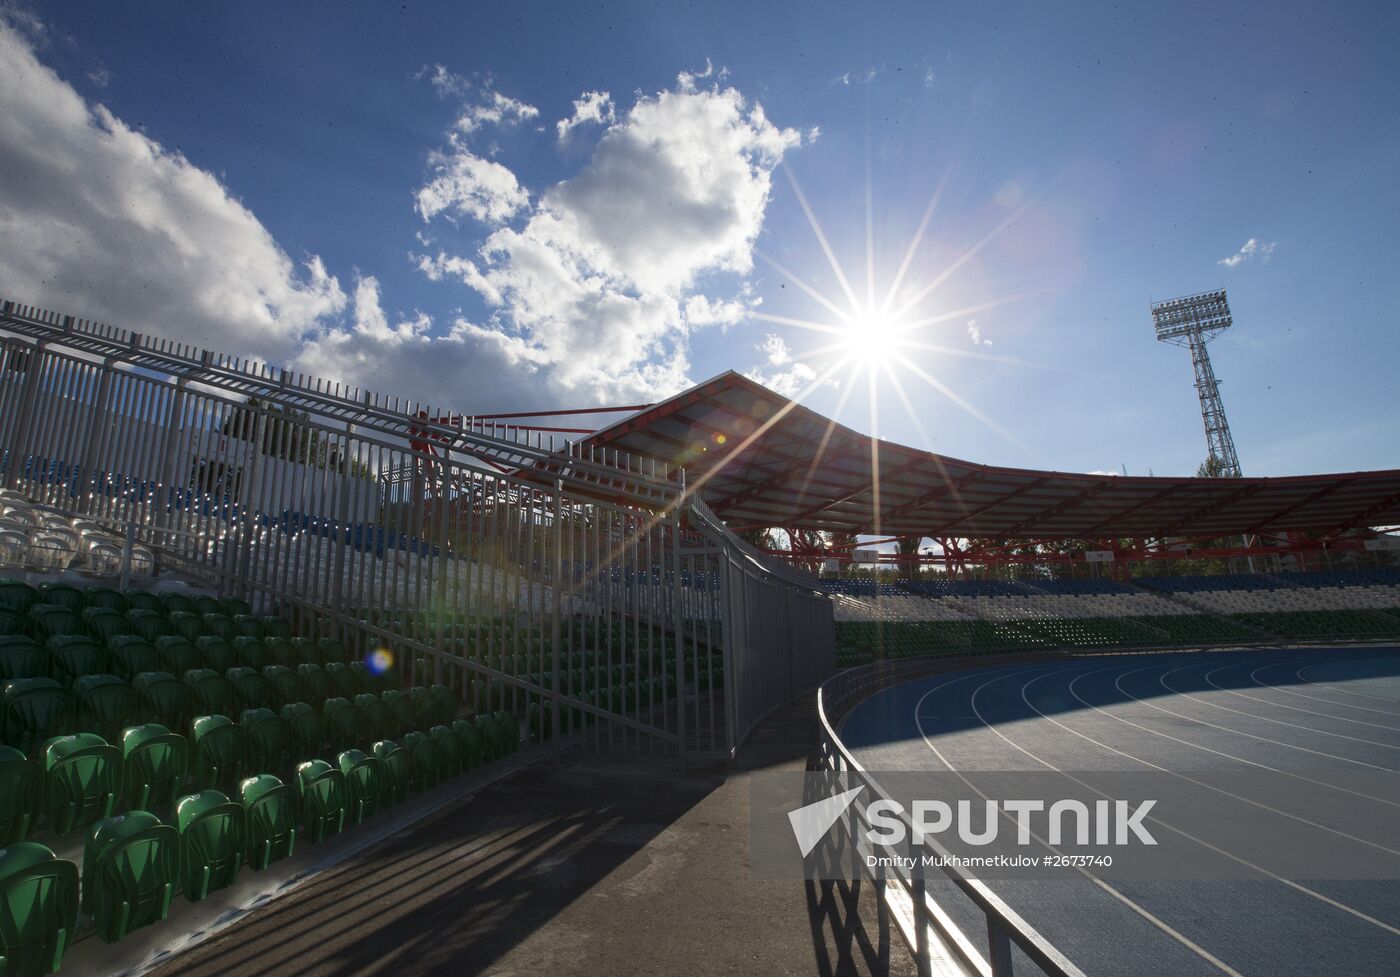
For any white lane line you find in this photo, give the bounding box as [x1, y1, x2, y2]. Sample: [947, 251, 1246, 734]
[1089, 661, 1400, 819]
[1209, 660, 1400, 724]
[1100, 660, 1397, 773]
[912, 672, 1251, 977]
[1153, 662, 1400, 746]
[978, 664, 1400, 943]
[1297, 659, 1400, 705]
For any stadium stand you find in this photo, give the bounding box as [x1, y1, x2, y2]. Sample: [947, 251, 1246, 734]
[829, 572, 1400, 665]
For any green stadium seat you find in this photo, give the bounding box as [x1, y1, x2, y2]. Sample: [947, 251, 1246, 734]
[295, 760, 346, 843]
[0, 745, 41, 845]
[121, 589, 163, 612]
[219, 597, 252, 619]
[191, 597, 222, 617]
[35, 585, 82, 613]
[371, 740, 410, 807]
[0, 636, 43, 682]
[0, 607, 21, 637]
[263, 637, 296, 669]
[0, 842, 79, 976]
[227, 667, 275, 711]
[133, 672, 189, 731]
[81, 811, 179, 943]
[194, 636, 236, 672]
[0, 580, 39, 614]
[400, 731, 442, 791]
[108, 636, 159, 682]
[238, 774, 297, 871]
[43, 733, 121, 836]
[231, 636, 268, 670]
[281, 702, 325, 756]
[153, 636, 197, 676]
[232, 615, 265, 641]
[295, 664, 330, 705]
[201, 614, 236, 642]
[323, 662, 359, 699]
[27, 607, 83, 644]
[120, 724, 187, 812]
[2, 680, 75, 756]
[45, 636, 108, 686]
[337, 749, 381, 825]
[429, 725, 464, 778]
[167, 612, 206, 642]
[124, 609, 169, 643]
[72, 675, 137, 743]
[263, 665, 299, 706]
[240, 708, 293, 771]
[289, 637, 321, 667]
[452, 719, 484, 770]
[381, 690, 414, 737]
[82, 608, 132, 643]
[174, 790, 245, 902]
[352, 693, 391, 742]
[82, 587, 127, 613]
[322, 697, 366, 752]
[316, 638, 346, 665]
[184, 669, 234, 716]
[190, 715, 248, 790]
[157, 592, 196, 615]
[260, 616, 292, 640]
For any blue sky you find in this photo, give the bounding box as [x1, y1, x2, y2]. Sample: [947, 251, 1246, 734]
[2, 0, 1396, 481]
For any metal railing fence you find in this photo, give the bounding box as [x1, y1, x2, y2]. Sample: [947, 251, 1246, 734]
[0, 298, 835, 757]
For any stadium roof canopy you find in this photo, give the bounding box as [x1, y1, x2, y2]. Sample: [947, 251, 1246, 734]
[581, 371, 1400, 540]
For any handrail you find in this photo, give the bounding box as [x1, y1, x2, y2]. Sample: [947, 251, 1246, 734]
[0, 298, 679, 509]
[816, 656, 1087, 977]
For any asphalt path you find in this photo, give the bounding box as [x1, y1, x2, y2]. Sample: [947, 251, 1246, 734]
[840, 647, 1400, 977]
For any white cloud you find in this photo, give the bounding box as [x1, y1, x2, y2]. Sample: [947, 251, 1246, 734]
[744, 333, 818, 398]
[1217, 237, 1277, 268]
[759, 333, 791, 365]
[556, 90, 615, 141]
[415, 251, 503, 305]
[0, 19, 346, 363]
[421, 64, 539, 134]
[966, 319, 992, 346]
[340, 69, 799, 405]
[415, 142, 529, 224]
[835, 67, 878, 86]
[0, 21, 800, 414]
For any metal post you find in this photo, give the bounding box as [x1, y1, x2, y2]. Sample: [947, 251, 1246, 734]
[551, 479, 563, 755]
[986, 917, 1014, 976]
[671, 472, 687, 762]
[4, 340, 46, 490]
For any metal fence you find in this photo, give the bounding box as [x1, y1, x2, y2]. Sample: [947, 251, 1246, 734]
[817, 656, 1085, 977]
[0, 298, 834, 758]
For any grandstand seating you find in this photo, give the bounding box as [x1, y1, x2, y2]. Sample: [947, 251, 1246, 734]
[831, 571, 1400, 665]
[0, 576, 549, 974]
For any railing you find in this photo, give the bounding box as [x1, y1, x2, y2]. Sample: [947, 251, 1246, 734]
[817, 657, 1085, 977]
[0, 298, 836, 757]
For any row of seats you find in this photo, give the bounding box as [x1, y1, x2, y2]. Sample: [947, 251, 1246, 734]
[2, 692, 511, 843]
[0, 707, 522, 969]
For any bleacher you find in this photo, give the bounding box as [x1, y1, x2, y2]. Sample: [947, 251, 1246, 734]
[831, 571, 1400, 665]
[0, 575, 528, 969]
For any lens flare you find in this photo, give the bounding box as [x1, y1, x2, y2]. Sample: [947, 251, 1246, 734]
[367, 648, 394, 675]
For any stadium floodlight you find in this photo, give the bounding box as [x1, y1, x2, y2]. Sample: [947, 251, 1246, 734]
[1151, 289, 1243, 479]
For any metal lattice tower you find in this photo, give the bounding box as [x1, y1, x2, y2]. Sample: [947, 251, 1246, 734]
[1151, 289, 1243, 478]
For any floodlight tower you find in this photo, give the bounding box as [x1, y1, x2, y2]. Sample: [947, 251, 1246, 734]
[1151, 289, 1243, 478]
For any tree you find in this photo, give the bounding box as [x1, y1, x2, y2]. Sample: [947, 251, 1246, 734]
[1196, 455, 1238, 479]
[896, 535, 924, 578]
[736, 527, 776, 551]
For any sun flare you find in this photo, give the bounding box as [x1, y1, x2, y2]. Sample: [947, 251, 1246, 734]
[842, 308, 907, 363]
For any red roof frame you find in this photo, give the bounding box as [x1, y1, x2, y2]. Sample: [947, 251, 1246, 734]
[580, 371, 1400, 539]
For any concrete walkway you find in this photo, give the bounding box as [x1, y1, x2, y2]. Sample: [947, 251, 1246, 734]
[143, 696, 915, 977]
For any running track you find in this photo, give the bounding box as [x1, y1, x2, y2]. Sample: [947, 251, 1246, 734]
[839, 647, 1400, 977]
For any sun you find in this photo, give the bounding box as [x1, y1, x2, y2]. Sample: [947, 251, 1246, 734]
[842, 307, 907, 364]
